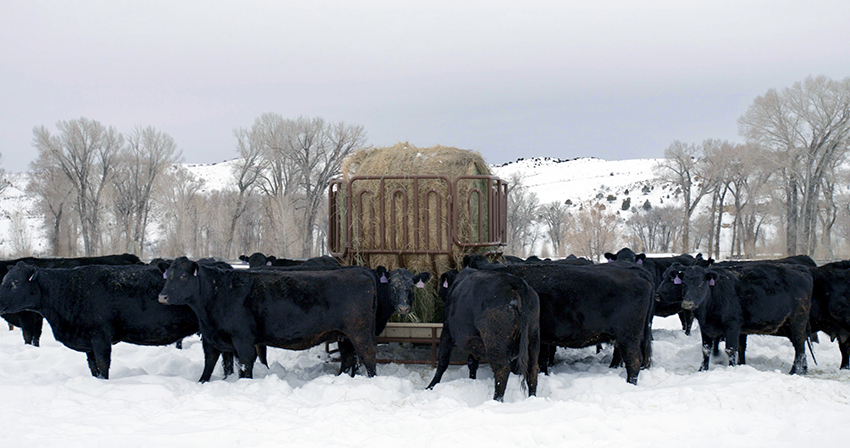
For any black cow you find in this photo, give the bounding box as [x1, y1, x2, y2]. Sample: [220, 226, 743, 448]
[158, 257, 383, 381]
[0, 254, 145, 347]
[250, 263, 428, 328]
[604, 248, 701, 334]
[426, 268, 540, 401]
[710, 254, 817, 268]
[809, 261, 850, 369]
[671, 254, 817, 335]
[0, 262, 204, 379]
[253, 263, 430, 376]
[465, 254, 654, 385]
[239, 252, 304, 268]
[657, 262, 812, 374]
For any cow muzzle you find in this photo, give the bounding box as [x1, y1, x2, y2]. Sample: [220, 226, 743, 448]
[681, 300, 695, 310]
[396, 305, 411, 315]
[158, 294, 170, 304]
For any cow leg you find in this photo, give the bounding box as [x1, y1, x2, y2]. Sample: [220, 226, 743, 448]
[233, 342, 256, 379]
[86, 351, 101, 378]
[467, 355, 479, 379]
[337, 339, 359, 377]
[492, 361, 511, 402]
[426, 328, 455, 390]
[20, 313, 43, 347]
[30, 315, 43, 347]
[620, 341, 641, 385]
[222, 351, 234, 378]
[679, 310, 694, 335]
[839, 337, 850, 370]
[724, 328, 740, 367]
[199, 340, 222, 382]
[256, 345, 269, 368]
[699, 331, 712, 372]
[90, 338, 112, 380]
[737, 335, 748, 365]
[538, 343, 556, 375]
[525, 326, 540, 397]
[346, 332, 377, 378]
[21, 327, 34, 346]
[788, 323, 809, 375]
[175, 339, 183, 350]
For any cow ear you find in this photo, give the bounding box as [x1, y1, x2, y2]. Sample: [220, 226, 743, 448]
[192, 262, 199, 277]
[706, 272, 717, 286]
[604, 252, 615, 261]
[28, 269, 38, 282]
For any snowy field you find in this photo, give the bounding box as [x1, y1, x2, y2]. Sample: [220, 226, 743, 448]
[1, 316, 849, 447]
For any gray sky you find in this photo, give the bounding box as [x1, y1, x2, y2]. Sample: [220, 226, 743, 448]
[2, 1, 849, 173]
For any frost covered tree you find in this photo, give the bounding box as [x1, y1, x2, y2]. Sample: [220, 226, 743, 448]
[654, 140, 710, 254]
[32, 118, 122, 256]
[739, 75, 850, 256]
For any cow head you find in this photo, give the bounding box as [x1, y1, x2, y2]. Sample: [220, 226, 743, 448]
[679, 266, 716, 311]
[158, 257, 201, 306]
[247, 252, 270, 268]
[655, 263, 686, 311]
[386, 268, 431, 315]
[0, 262, 42, 314]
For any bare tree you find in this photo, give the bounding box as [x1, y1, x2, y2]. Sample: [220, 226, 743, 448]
[9, 211, 33, 256]
[27, 150, 75, 255]
[567, 203, 620, 262]
[245, 114, 368, 257]
[32, 118, 122, 256]
[626, 203, 680, 253]
[654, 140, 710, 254]
[539, 201, 568, 256]
[158, 166, 204, 257]
[506, 173, 540, 256]
[112, 126, 181, 257]
[699, 139, 736, 259]
[286, 118, 367, 257]
[224, 128, 264, 259]
[739, 75, 850, 255]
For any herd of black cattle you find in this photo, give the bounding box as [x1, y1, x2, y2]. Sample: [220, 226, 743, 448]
[0, 248, 848, 401]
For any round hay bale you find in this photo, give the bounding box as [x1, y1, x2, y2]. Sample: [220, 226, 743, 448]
[339, 142, 500, 322]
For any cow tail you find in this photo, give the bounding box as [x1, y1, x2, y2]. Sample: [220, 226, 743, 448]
[515, 286, 531, 393]
[807, 335, 818, 366]
[641, 287, 655, 369]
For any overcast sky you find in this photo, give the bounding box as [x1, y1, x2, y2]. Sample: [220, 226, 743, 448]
[2, 1, 848, 173]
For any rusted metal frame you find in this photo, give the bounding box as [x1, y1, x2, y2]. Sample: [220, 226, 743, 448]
[329, 174, 506, 258]
[467, 187, 484, 243]
[389, 188, 409, 250]
[328, 179, 344, 257]
[374, 324, 466, 366]
[355, 189, 376, 253]
[423, 189, 444, 251]
[451, 175, 509, 248]
[344, 175, 454, 256]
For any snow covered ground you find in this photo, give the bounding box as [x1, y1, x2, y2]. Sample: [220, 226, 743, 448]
[2, 315, 849, 447]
